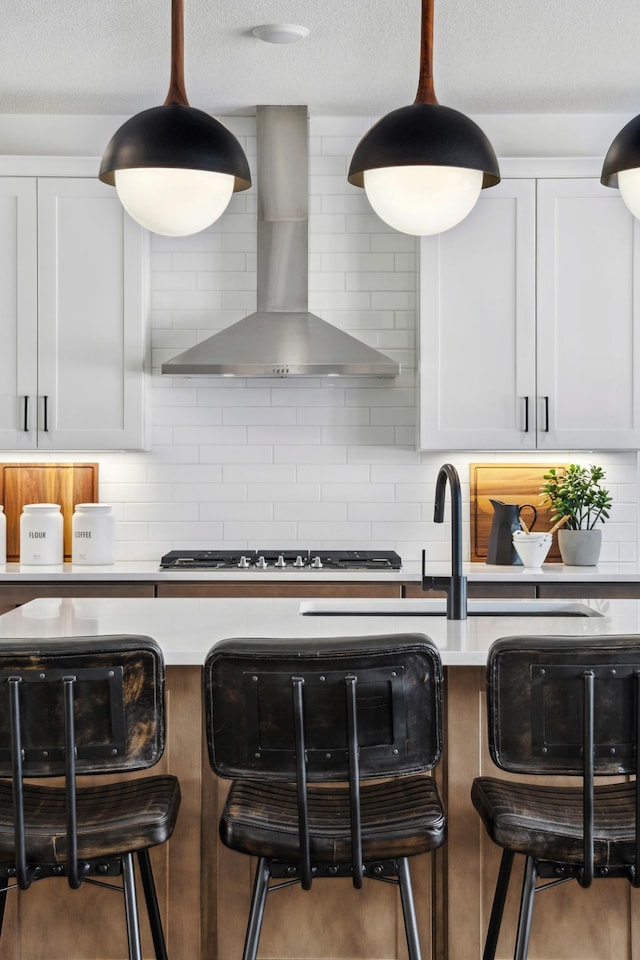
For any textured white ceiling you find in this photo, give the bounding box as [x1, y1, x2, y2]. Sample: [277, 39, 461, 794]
[2, 0, 640, 118]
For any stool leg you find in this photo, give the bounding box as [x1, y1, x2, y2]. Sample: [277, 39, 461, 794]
[397, 857, 422, 960]
[0, 885, 7, 942]
[122, 851, 143, 960]
[138, 848, 169, 960]
[243, 857, 271, 960]
[514, 856, 537, 960]
[483, 849, 515, 960]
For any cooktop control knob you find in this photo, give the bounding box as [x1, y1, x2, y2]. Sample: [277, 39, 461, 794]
[275, 554, 286, 568]
[294, 555, 305, 568]
[238, 555, 250, 569]
[311, 555, 323, 569]
[256, 556, 268, 570]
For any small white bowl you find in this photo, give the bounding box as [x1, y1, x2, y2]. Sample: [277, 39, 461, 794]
[512, 533, 552, 568]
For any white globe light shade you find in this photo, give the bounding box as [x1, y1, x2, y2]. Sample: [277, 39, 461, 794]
[363, 164, 483, 236]
[617, 167, 640, 220]
[115, 167, 235, 236]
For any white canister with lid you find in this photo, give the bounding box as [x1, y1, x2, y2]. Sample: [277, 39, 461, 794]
[72, 503, 114, 565]
[20, 503, 63, 565]
[0, 505, 5, 564]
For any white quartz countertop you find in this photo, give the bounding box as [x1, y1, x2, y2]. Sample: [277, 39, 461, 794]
[0, 560, 639, 583]
[0, 595, 638, 666]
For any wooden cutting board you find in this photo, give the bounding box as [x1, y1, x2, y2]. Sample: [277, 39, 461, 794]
[470, 462, 569, 563]
[0, 463, 98, 561]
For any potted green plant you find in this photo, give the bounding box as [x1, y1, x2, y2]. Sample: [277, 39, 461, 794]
[541, 464, 612, 565]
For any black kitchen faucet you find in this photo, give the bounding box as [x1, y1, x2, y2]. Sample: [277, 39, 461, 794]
[422, 463, 468, 620]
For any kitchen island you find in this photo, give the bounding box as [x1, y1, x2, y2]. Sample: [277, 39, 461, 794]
[0, 595, 639, 960]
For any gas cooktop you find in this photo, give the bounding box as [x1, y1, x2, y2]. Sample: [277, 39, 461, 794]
[159, 549, 402, 571]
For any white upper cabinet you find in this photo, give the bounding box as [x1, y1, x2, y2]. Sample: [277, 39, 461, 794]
[0, 179, 37, 449]
[419, 179, 536, 450]
[536, 178, 640, 449]
[418, 175, 640, 451]
[0, 176, 148, 451]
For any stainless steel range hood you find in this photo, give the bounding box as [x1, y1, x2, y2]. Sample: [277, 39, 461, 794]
[161, 106, 400, 378]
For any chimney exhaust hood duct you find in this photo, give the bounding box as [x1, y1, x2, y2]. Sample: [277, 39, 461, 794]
[161, 105, 400, 378]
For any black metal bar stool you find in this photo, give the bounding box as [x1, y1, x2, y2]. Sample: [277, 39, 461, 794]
[472, 634, 640, 960]
[0, 634, 181, 960]
[204, 632, 446, 960]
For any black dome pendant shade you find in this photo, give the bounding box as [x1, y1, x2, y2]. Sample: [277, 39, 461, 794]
[348, 102, 500, 190]
[99, 0, 251, 233]
[348, 0, 499, 234]
[601, 114, 640, 190]
[99, 103, 251, 190]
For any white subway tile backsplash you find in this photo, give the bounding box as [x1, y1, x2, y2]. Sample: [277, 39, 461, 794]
[198, 271, 255, 292]
[175, 426, 245, 445]
[223, 407, 297, 426]
[309, 234, 371, 253]
[249, 484, 320, 503]
[100, 483, 172, 503]
[222, 522, 298, 541]
[152, 290, 223, 310]
[88, 114, 638, 562]
[371, 407, 416, 426]
[199, 446, 273, 464]
[297, 522, 372, 541]
[298, 465, 370, 483]
[124, 502, 199, 522]
[200, 503, 272, 522]
[297, 408, 370, 427]
[148, 522, 224, 541]
[349, 503, 421, 522]
[346, 272, 415, 292]
[320, 426, 395, 446]
[248, 426, 322, 445]
[275, 446, 347, 464]
[172, 483, 246, 502]
[274, 503, 347, 522]
[322, 483, 393, 502]
[146, 464, 223, 483]
[223, 464, 296, 484]
[272, 388, 345, 408]
[153, 406, 223, 427]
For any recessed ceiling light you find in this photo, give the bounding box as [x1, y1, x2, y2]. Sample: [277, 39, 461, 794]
[251, 23, 310, 44]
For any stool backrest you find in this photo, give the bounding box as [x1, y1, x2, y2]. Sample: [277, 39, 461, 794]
[0, 634, 166, 777]
[487, 635, 640, 777]
[205, 633, 443, 782]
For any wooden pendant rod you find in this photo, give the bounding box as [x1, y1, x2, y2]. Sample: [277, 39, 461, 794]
[415, 0, 438, 105]
[164, 0, 189, 106]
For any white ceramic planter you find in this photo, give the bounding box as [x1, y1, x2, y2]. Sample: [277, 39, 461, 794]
[558, 528, 602, 566]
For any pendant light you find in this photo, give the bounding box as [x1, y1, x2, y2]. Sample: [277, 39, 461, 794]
[348, 0, 500, 236]
[99, 0, 251, 237]
[601, 116, 640, 218]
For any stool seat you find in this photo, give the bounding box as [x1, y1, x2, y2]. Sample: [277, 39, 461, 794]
[222, 774, 445, 863]
[0, 775, 180, 863]
[472, 777, 637, 866]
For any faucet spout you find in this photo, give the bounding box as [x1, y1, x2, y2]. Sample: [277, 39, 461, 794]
[424, 463, 467, 620]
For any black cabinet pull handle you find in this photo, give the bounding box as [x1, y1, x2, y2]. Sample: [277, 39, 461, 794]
[22, 396, 29, 432]
[543, 396, 549, 433]
[522, 396, 529, 433]
[42, 395, 49, 432]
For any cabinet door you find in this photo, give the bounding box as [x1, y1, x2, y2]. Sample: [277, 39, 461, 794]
[418, 179, 536, 450]
[537, 178, 640, 450]
[37, 178, 148, 450]
[0, 180, 37, 450]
